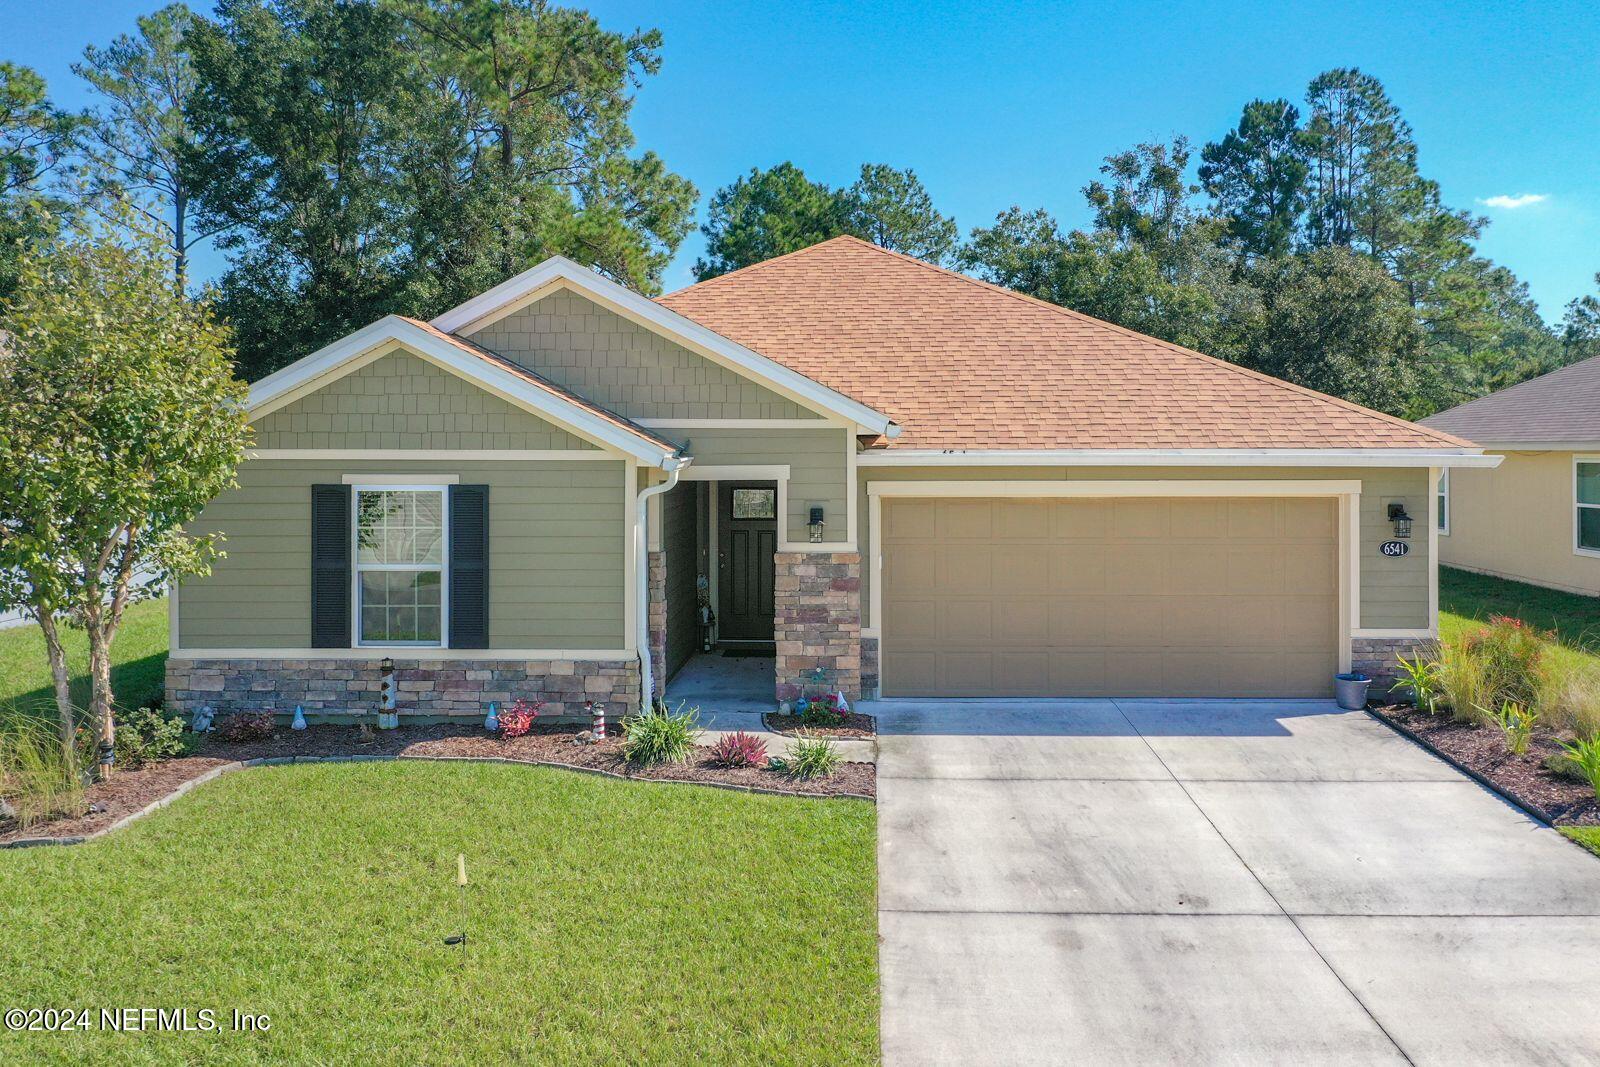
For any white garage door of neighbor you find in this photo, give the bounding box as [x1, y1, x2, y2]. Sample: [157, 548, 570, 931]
[879, 496, 1340, 698]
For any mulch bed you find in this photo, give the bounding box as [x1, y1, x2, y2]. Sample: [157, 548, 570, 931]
[762, 711, 876, 738]
[2, 722, 874, 846]
[1372, 704, 1598, 826]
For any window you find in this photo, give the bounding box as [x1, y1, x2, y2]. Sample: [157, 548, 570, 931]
[354, 488, 447, 644]
[1437, 468, 1450, 534]
[1578, 460, 1600, 555]
[732, 487, 777, 520]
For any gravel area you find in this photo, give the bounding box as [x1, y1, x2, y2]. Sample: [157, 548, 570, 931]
[2, 722, 874, 845]
[1374, 705, 1598, 825]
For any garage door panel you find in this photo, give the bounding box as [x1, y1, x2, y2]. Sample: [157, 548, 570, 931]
[881, 497, 1338, 698]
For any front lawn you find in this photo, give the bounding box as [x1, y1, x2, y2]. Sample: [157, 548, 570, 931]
[0, 598, 169, 723]
[1564, 827, 1600, 859]
[1439, 566, 1600, 670]
[0, 760, 878, 1064]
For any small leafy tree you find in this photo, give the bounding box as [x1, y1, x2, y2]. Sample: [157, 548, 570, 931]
[0, 199, 250, 769]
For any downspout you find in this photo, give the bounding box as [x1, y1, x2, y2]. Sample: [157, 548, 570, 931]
[635, 463, 683, 713]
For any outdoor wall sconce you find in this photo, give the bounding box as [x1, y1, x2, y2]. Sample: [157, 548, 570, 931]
[1387, 502, 1413, 539]
[808, 506, 826, 543]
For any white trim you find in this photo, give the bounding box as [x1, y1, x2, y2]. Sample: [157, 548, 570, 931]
[1435, 466, 1450, 537]
[866, 479, 1365, 498]
[244, 318, 682, 468]
[846, 434, 860, 548]
[624, 459, 639, 654]
[1428, 466, 1441, 631]
[867, 478, 1364, 693]
[675, 463, 851, 551]
[1465, 441, 1600, 453]
[341, 473, 459, 486]
[1352, 628, 1435, 639]
[635, 418, 830, 429]
[428, 261, 895, 434]
[350, 484, 448, 649]
[168, 647, 634, 662]
[1574, 454, 1600, 558]
[253, 449, 615, 462]
[856, 449, 1502, 469]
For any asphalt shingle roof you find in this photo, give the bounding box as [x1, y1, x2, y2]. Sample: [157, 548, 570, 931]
[1421, 354, 1600, 443]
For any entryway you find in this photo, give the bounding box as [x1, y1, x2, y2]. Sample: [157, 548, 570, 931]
[663, 652, 775, 715]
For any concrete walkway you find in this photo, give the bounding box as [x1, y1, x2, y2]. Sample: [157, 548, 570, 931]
[870, 698, 1600, 1065]
[665, 653, 875, 762]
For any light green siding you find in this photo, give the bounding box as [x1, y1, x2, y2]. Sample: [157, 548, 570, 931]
[466, 289, 819, 421]
[179, 458, 627, 650]
[857, 465, 1431, 631]
[659, 426, 852, 545]
[251, 349, 598, 451]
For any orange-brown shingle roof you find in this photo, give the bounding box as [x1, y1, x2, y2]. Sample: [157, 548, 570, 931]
[657, 236, 1472, 451]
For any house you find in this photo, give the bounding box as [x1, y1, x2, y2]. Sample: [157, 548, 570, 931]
[166, 237, 1498, 721]
[1421, 355, 1600, 596]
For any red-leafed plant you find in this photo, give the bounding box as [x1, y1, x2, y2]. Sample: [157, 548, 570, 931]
[800, 694, 845, 728]
[499, 698, 544, 739]
[707, 730, 767, 768]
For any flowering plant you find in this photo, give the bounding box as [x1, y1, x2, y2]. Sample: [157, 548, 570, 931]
[799, 693, 845, 728]
[499, 698, 544, 739]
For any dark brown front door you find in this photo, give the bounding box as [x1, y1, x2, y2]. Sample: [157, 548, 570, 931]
[718, 482, 776, 645]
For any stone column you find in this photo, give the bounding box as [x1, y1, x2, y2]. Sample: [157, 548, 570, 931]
[773, 551, 861, 704]
[646, 549, 667, 700]
[860, 635, 880, 699]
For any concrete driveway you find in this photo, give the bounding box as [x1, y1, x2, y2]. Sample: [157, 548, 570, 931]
[868, 698, 1600, 1066]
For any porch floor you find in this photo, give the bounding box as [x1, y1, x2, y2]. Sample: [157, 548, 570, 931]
[664, 652, 775, 719]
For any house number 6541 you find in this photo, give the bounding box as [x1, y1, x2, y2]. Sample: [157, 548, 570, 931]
[1379, 540, 1409, 557]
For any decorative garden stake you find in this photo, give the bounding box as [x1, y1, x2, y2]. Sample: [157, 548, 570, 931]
[291, 705, 307, 731]
[588, 701, 605, 740]
[378, 656, 398, 729]
[484, 702, 499, 732]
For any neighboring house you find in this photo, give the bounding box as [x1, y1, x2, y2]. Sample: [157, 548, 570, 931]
[166, 237, 1497, 720]
[1422, 356, 1600, 597]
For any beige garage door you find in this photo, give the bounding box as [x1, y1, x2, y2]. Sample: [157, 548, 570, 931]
[880, 497, 1340, 698]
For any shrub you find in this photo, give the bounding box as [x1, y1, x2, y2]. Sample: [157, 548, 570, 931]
[215, 711, 275, 743]
[1560, 736, 1600, 800]
[622, 702, 699, 766]
[114, 706, 196, 769]
[0, 716, 90, 829]
[799, 695, 845, 728]
[1466, 616, 1544, 705]
[1393, 652, 1441, 713]
[1480, 700, 1538, 756]
[707, 730, 768, 768]
[786, 735, 841, 779]
[1532, 656, 1600, 739]
[1435, 640, 1491, 725]
[499, 698, 544, 739]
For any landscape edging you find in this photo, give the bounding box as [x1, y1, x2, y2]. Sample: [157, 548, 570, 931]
[1366, 706, 1557, 826]
[1, 751, 874, 850]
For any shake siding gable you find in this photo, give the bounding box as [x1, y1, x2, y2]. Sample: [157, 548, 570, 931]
[466, 289, 822, 422]
[251, 349, 599, 451]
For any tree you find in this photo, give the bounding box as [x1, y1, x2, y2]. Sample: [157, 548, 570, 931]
[0, 201, 250, 766]
[1562, 273, 1600, 365]
[0, 64, 81, 303]
[1198, 99, 1308, 259]
[75, 3, 224, 289]
[694, 162, 844, 280]
[840, 163, 957, 263]
[1241, 245, 1425, 416]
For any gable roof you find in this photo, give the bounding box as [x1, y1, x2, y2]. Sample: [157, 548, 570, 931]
[659, 236, 1477, 455]
[428, 253, 896, 435]
[247, 315, 686, 468]
[1421, 355, 1600, 445]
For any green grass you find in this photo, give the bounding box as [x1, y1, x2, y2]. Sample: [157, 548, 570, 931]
[0, 760, 879, 1064]
[0, 598, 168, 724]
[1439, 567, 1600, 671]
[1562, 827, 1600, 859]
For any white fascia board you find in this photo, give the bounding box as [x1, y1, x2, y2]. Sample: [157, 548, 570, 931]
[856, 448, 1504, 469]
[1468, 441, 1600, 453]
[246, 316, 680, 468]
[429, 256, 897, 435]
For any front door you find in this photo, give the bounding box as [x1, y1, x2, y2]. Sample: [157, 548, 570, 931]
[718, 482, 777, 646]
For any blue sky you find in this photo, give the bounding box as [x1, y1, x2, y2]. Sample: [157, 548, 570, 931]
[4, 0, 1597, 319]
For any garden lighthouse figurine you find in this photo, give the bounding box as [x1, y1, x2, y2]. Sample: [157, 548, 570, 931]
[377, 656, 398, 729]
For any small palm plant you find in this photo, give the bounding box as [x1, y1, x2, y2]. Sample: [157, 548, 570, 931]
[1394, 652, 1440, 714]
[1560, 736, 1600, 800]
[1480, 700, 1538, 756]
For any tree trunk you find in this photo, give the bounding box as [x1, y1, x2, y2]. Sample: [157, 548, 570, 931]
[87, 624, 116, 778]
[35, 612, 74, 751]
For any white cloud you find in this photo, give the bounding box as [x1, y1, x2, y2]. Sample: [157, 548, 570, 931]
[1479, 193, 1548, 210]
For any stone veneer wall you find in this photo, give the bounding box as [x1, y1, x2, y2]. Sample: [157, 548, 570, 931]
[646, 549, 667, 700]
[860, 636, 880, 700]
[1351, 635, 1435, 699]
[166, 658, 640, 722]
[773, 551, 861, 704]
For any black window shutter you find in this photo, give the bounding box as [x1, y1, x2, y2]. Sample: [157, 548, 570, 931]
[310, 484, 352, 648]
[449, 484, 489, 649]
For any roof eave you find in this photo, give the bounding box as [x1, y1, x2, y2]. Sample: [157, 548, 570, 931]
[857, 448, 1504, 468]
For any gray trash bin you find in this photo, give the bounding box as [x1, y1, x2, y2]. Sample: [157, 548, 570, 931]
[1334, 672, 1371, 711]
